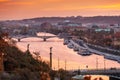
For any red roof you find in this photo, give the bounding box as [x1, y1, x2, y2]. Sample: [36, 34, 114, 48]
[114, 32, 120, 38]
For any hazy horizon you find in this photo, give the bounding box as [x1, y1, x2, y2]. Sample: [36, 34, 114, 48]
[1, 15, 120, 21]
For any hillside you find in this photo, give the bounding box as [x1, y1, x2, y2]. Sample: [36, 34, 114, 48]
[24, 16, 120, 24]
[0, 34, 50, 80]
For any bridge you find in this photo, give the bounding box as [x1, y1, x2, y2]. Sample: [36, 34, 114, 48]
[80, 68, 120, 75]
[73, 68, 120, 79]
[11, 32, 58, 42]
[37, 35, 57, 41]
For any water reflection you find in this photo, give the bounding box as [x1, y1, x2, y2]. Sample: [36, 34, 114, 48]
[16, 33, 120, 70]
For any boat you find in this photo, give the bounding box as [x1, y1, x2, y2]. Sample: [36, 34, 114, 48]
[116, 58, 120, 63]
[77, 49, 92, 56]
[63, 39, 70, 45]
[67, 43, 74, 49]
[80, 51, 92, 56]
[104, 55, 116, 61]
[117, 59, 120, 63]
[73, 46, 79, 51]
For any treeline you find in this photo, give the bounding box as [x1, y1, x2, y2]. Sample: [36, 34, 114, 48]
[24, 16, 120, 24]
[0, 33, 50, 80]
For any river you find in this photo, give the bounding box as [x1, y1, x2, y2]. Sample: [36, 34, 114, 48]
[15, 33, 120, 80]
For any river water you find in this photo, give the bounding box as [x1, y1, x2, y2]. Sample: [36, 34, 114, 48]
[15, 33, 120, 80]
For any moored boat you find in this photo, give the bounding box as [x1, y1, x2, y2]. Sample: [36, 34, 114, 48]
[77, 49, 92, 56]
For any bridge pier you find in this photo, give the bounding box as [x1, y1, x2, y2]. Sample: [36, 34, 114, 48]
[18, 39, 21, 42]
[43, 38, 46, 41]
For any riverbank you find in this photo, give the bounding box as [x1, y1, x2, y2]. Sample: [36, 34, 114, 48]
[68, 39, 120, 63]
[16, 33, 120, 70]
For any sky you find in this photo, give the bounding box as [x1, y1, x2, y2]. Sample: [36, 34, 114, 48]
[0, 0, 120, 20]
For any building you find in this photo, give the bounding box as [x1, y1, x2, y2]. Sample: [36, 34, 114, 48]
[113, 32, 120, 46]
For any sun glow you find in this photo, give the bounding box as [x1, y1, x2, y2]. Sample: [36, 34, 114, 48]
[0, 0, 120, 20]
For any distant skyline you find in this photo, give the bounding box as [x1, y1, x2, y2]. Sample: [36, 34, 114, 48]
[0, 0, 120, 20]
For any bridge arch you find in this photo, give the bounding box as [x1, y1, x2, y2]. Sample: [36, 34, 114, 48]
[12, 32, 58, 42]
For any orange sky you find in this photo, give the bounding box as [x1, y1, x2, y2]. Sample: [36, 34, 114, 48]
[0, 0, 120, 20]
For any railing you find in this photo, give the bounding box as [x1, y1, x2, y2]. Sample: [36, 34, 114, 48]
[78, 68, 120, 75]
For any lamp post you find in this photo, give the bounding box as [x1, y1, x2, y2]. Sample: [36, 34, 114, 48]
[58, 57, 59, 70]
[50, 47, 52, 69]
[26, 44, 30, 54]
[86, 65, 88, 70]
[96, 57, 98, 70]
[104, 58, 106, 70]
[65, 59, 66, 71]
[27, 44, 30, 51]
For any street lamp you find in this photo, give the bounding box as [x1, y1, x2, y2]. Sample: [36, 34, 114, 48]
[27, 44, 30, 51]
[104, 58, 106, 70]
[86, 65, 88, 69]
[65, 59, 66, 71]
[58, 57, 59, 70]
[50, 47, 53, 69]
[26, 44, 30, 54]
[96, 57, 98, 70]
